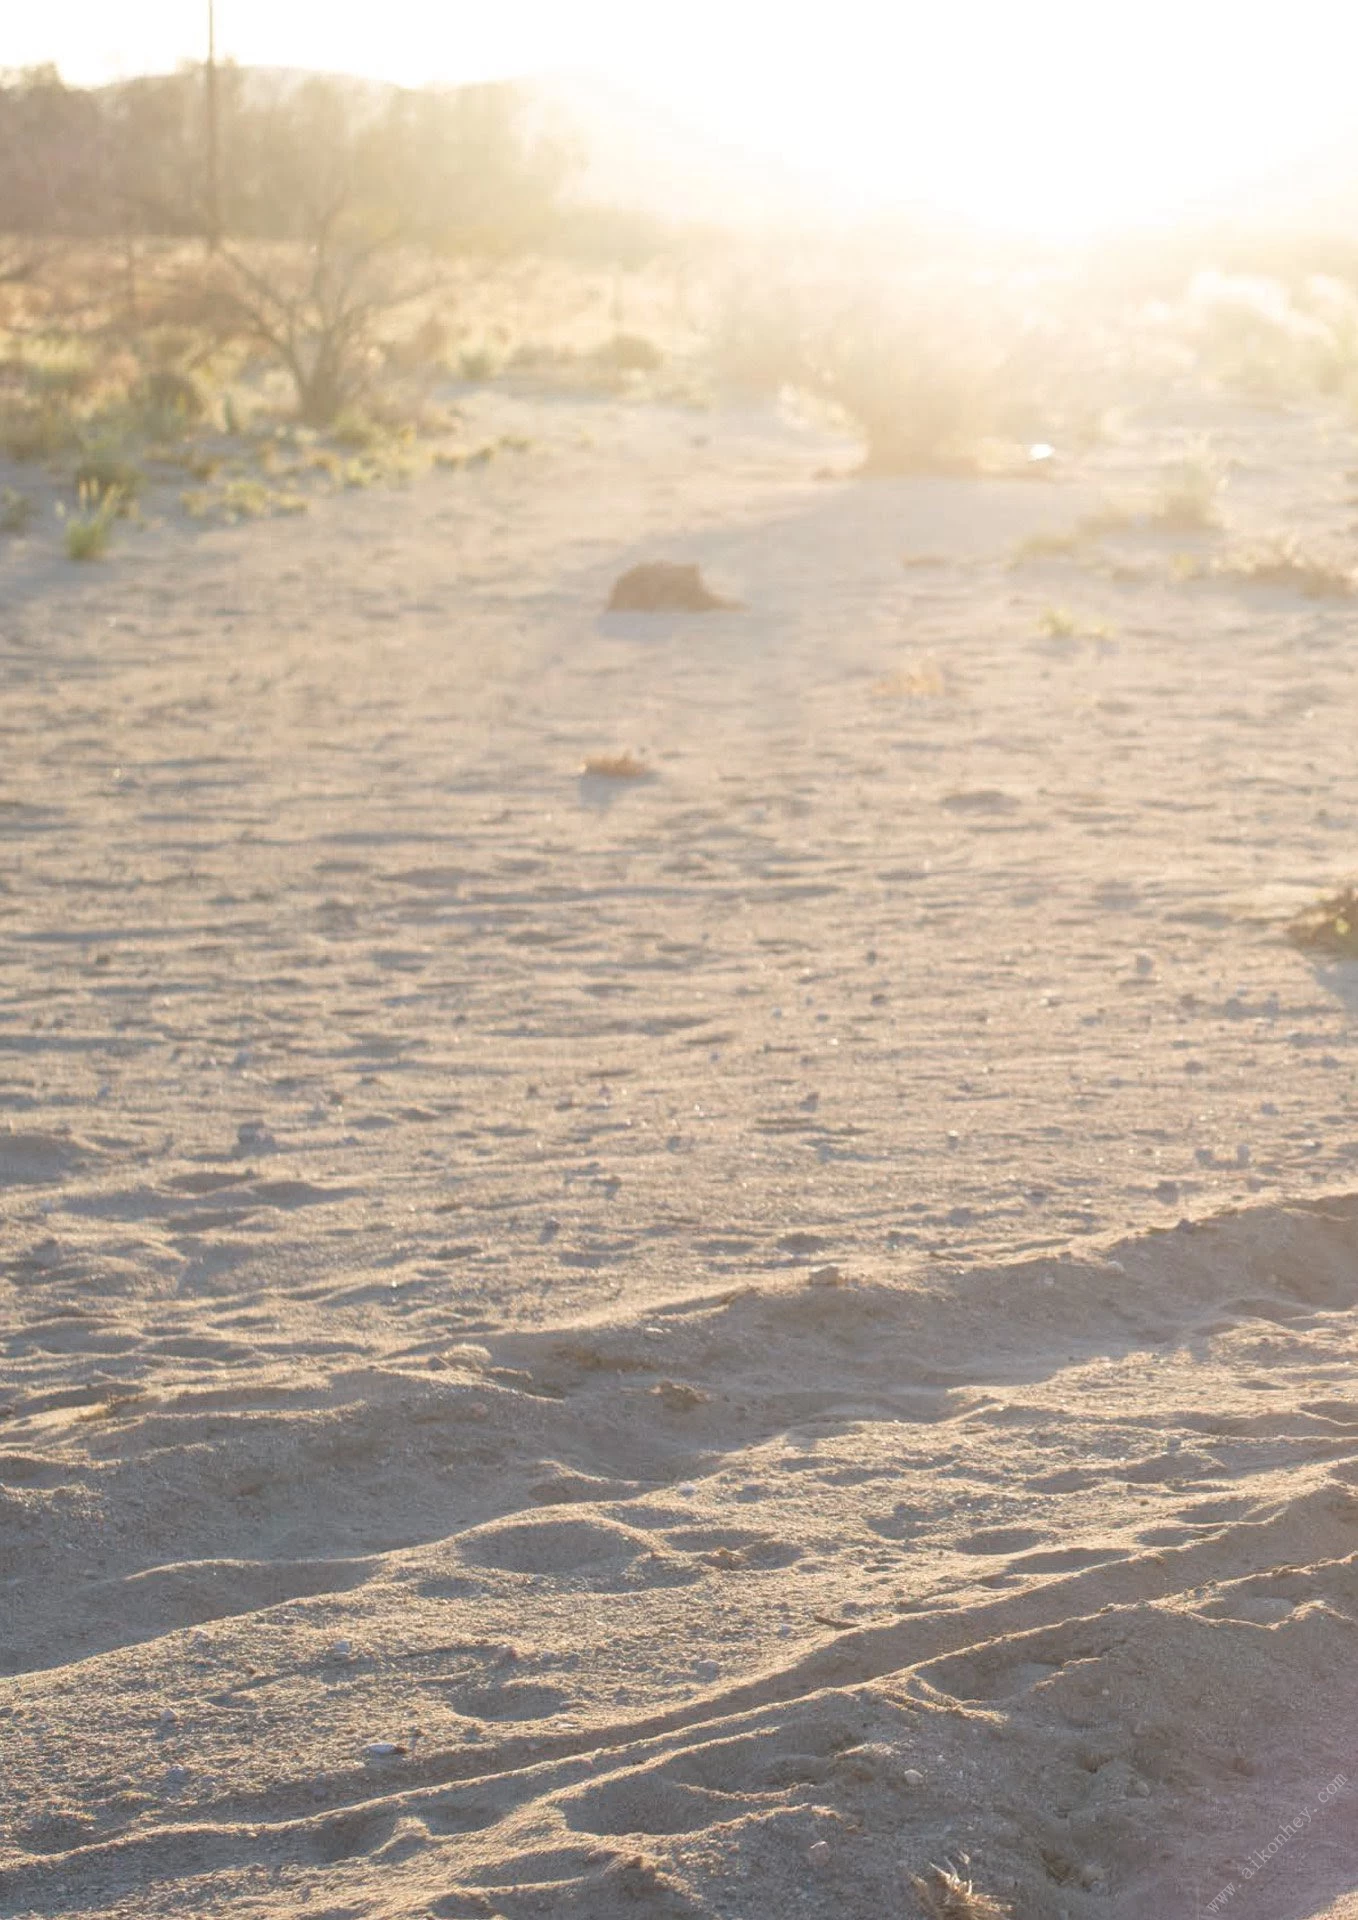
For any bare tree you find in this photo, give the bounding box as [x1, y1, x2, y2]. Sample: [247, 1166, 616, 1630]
[191, 76, 573, 424]
[203, 228, 448, 426]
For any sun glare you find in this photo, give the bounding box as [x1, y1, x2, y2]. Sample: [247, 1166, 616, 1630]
[12, 0, 1358, 238]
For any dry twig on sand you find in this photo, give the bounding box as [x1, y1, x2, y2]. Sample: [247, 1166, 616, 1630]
[910, 1862, 1012, 1919]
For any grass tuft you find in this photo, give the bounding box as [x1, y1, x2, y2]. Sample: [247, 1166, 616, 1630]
[64, 485, 121, 560]
[74, 448, 144, 509]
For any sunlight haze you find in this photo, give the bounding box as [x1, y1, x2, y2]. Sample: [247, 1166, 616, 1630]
[10, 1, 1358, 234]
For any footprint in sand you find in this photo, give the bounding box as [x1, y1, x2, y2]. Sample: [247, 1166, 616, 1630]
[457, 1513, 698, 1589]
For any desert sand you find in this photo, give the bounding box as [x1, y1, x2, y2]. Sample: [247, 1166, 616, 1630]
[4, 381, 1358, 1920]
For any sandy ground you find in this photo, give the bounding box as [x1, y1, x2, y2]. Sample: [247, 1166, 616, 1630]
[4, 384, 1358, 1919]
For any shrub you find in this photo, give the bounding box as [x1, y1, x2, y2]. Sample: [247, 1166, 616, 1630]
[592, 332, 664, 373]
[221, 477, 271, 518]
[0, 487, 35, 533]
[133, 366, 206, 440]
[331, 407, 385, 450]
[1154, 447, 1224, 530]
[1, 400, 79, 461]
[1012, 526, 1086, 563]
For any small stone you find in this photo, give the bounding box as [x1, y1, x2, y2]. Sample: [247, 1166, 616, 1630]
[902, 1767, 925, 1786]
[606, 561, 737, 613]
[1134, 952, 1155, 976]
[363, 1741, 407, 1761]
[807, 1264, 844, 1288]
[807, 1841, 831, 1868]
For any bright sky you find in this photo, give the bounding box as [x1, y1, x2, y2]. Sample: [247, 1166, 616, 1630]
[10, 1, 1358, 236]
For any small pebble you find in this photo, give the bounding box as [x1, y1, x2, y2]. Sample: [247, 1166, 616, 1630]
[902, 1767, 925, 1786]
[363, 1741, 407, 1761]
[1134, 952, 1155, 976]
[807, 1841, 831, 1868]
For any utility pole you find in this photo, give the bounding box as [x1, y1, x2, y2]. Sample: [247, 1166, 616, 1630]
[205, 0, 221, 251]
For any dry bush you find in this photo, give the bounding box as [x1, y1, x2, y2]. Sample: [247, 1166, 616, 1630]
[1215, 534, 1354, 598]
[713, 265, 1042, 474]
[1180, 268, 1358, 401]
[871, 655, 951, 698]
[810, 292, 1013, 474]
[910, 1862, 1011, 1918]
